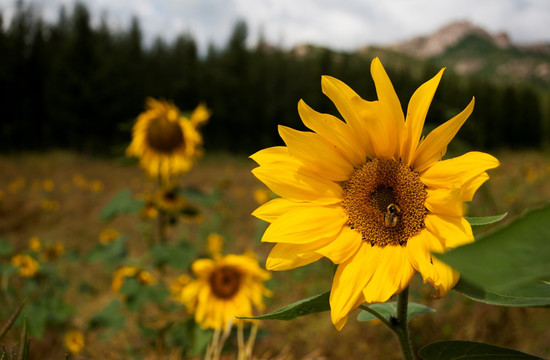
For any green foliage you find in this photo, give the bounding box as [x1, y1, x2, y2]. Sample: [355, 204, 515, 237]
[465, 213, 507, 227]
[419, 340, 544, 360]
[454, 279, 550, 307]
[357, 302, 435, 323]
[87, 237, 128, 268]
[100, 188, 144, 221]
[0, 238, 14, 256]
[89, 300, 126, 331]
[438, 205, 550, 291]
[240, 292, 330, 321]
[151, 241, 196, 270]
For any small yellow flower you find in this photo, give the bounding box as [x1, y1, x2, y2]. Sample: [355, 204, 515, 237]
[72, 174, 88, 190]
[29, 237, 42, 252]
[181, 253, 271, 330]
[43, 179, 55, 192]
[90, 180, 104, 193]
[126, 98, 211, 180]
[251, 57, 499, 330]
[11, 254, 39, 277]
[64, 330, 85, 354]
[154, 185, 187, 213]
[170, 274, 192, 300]
[8, 178, 25, 193]
[206, 233, 224, 256]
[253, 187, 271, 205]
[112, 266, 156, 293]
[99, 228, 120, 245]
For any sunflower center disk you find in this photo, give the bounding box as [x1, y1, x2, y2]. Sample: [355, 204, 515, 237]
[209, 266, 242, 299]
[146, 115, 185, 153]
[342, 158, 427, 247]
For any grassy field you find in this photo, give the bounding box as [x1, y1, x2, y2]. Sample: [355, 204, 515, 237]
[1, 150, 549, 359]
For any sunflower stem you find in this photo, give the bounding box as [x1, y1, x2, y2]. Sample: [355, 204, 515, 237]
[395, 287, 415, 360]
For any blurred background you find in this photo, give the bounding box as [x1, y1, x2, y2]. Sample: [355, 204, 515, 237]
[0, 0, 549, 155]
[1, 1, 550, 359]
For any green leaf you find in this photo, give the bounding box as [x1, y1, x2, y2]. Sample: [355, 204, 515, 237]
[357, 302, 435, 322]
[465, 212, 507, 226]
[90, 300, 126, 330]
[151, 241, 197, 270]
[100, 188, 144, 221]
[419, 340, 544, 360]
[87, 238, 127, 266]
[0, 238, 13, 256]
[437, 205, 550, 291]
[239, 292, 330, 321]
[454, 278, 550, 307]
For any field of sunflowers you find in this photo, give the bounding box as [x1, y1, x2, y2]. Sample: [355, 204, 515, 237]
[0, 144, 549, 359]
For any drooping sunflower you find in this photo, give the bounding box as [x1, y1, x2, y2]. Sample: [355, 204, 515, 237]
[251, 57, 499, 330]
[126, 98, 211, 180]
[180, 253, 271, 330]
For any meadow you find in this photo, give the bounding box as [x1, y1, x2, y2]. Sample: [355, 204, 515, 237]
[1, 149, 549, 359]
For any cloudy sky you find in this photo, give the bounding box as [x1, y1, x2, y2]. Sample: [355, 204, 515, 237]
[1, 0, 549, 53]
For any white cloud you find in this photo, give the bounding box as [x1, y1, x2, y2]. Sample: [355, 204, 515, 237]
[1, 0, 549, 52]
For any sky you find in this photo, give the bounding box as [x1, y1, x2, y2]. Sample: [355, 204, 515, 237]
[1, 0, 549, 53]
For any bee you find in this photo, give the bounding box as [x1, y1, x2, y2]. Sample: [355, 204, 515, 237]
[384, 203, 401, 227]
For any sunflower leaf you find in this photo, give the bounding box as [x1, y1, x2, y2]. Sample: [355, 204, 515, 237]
[454, 278, 550, 307]
[418, 340, 544, 360]
[238, 291, 330, 321]
[436, 205, 550, 291]
[357, 302, 435, 322]
[465, 212, 507, 226]
[100, 188, 144, 221]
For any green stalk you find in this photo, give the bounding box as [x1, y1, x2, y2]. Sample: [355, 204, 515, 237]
[395, 287, 415, 360]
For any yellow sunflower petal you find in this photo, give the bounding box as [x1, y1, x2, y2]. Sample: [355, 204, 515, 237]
[461, 172, 490, 202]
[252, 162, 343, 205]
[425, 187, 464, 217]
[371, 57, 405, 159]
[350, 98, 397, 159]
[192, 258, 215, 277]
[315, 227, 362, 264]
[252, 198, 305, 223]
[261, 205, 347, 244]
[298, 99, 365, 167]
[361, 245, 414, 304]
[420, 151, 499, 188]
[411, 98, 475, 172]
[250, 146, 293, 165]
[407, 230, 459, 297]
[401, 68, 445, 166]
[266, 243, 323, 271]
[330, 243, 377, 329]
[424, 214, 474, 249]
[278, 125, 354, 181]
[321, 76, 375, 159]
[190, 103, 211, 126]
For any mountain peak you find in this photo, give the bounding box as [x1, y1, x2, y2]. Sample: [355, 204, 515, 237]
[386, 20, 510, 58]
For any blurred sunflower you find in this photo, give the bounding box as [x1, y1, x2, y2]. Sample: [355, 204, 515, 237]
[126, 98, 211, 181]
[11, 254, 39, 277]
[251, 57, 499, 330]
[181, 253, 271, 330]
[99, 228, 120, 245]
[154, 185, 187, 213]
[112, 266, 156, 294]
[40, 241, 65, 261]
[64, 330, 85, 354]
[28, 236, 42, 252]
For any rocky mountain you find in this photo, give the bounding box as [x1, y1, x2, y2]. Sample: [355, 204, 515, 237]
[376, 21, 550, 90]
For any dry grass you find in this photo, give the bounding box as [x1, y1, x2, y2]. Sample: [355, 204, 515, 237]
[1, 149, 549, 359]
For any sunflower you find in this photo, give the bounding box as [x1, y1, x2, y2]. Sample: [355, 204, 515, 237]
[181, 253, 271, 330]
[64, 330, 85, 354]
[112, 266, 156, 294]
[11, 254, 39, 277]
[251, 57, 499, 330]
[126, 98, 211, 181]
[153, 185, 188, 213]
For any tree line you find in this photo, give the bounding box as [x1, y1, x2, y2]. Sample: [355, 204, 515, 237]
[0, 1, 547, 155]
